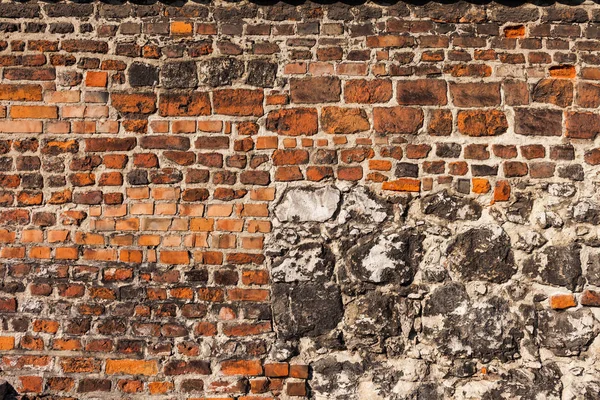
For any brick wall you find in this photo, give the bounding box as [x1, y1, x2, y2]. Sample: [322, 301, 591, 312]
[1, 0, 600, 398]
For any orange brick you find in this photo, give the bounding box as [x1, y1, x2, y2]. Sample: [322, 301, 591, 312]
[472, 178, 491, 194]
[549, 294, 577, 310]
[55, 247, 79, 260]
[149, 381, 174, 395]
[0, 336, 15, 350]
[369, 159, 392, 171]
[106, 359, 159, 376]
[207, 204, 233, 217]
[220, 360, 263, 376]
[0, 84, 43, 101]
[382, 178, 421, 192]
[171, 21, 193, 35]
[83, 249, 117, 261]
[33, 319, 59, 333]
[216, 219, 244, 232]
[159, 250, 190, 265]
[11, 105, 58, 119]
[86, 71, 108, 87]
[0, 120, 43, 133]
[493, 180, 511, 202]
[19, 376, 43, 393]
[264, 363, 289, 377]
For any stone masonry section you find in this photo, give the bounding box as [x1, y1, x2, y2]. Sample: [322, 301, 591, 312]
[4, 0, 600, 398]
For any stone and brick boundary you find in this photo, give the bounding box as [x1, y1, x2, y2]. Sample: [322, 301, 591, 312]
[2, 0, 600, 398]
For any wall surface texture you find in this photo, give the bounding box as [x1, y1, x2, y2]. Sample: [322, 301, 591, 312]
[3, 0, 600, 398]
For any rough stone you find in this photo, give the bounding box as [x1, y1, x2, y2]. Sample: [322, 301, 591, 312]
[423, 283, 523, 361]
[537, 309, 597, 356]
[272, 282, 343, 340]
[161, 61, 198, 89]
[246, 59, 278, 87]
[201, 57, 245, 87]
[421, 190, 482, 221]
[271, 242, 334, 283]
[523, 244, 582, 290]
[446, 225, 516, 283]
[128, 62, 159, 87]
[345, 228, 424, 285]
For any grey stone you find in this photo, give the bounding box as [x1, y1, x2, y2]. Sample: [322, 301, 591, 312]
[523, 244, 582, 290]
[423, 283, 523, 361]
[346, 228, 424, 285]
[421, 190, 482, 221]
[161, 61, 198, 89]
[514, 231, 547, 253]
[201, 57, 245, 87]
[573, 200, 600, 225]
[446, 225, 516, 283]
[311, 357, 364, 399]
[129, 62, 159, 87]
[586, 252, 600, 286]
[506, 194, 533, 224]
[246, 59, 278, 87]
[337, 185, 390, 226]
[344, 291, 406, 338]
[271, 242, 334, 283]
[548, 183, 576, 197]
[272, 282, 343, 340]
[275, 186, 341, 222]
[537, 309, 597, 356]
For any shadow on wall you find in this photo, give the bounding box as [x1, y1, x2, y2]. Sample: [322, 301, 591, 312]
[0, 381, 19, 400]
[56, 0, 599, 7]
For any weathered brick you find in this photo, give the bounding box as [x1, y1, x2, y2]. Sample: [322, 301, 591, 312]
[213, 89, 263, 116]
[373, 107, 424, 134]
[266, 108, 318, 136]
[321, 107, 370, 134]
[158, 92, 211, 116]
[457, 110, 508, 136]
[290, 76, 341, 103]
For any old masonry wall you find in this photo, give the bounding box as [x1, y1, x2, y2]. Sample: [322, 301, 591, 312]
[3, 0, 600, 398]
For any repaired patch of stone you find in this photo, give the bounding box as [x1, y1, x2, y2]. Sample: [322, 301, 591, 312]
[274, 185, 341, 222]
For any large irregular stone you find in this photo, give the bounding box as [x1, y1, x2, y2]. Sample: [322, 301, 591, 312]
[271, 242, 334, 283]
[446, 225, 516, 283]
[423, 283, 523, 361]
[344, 291, 400, 340]
[272, 282, 343, 340]
[523, 244, 582, 290]
[345, 228, 424, 285]
[537, 309, 597, 356]
[421, 190, 482, 221]
[343, 291, 417, 346]
[274, 186, 341, 222]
